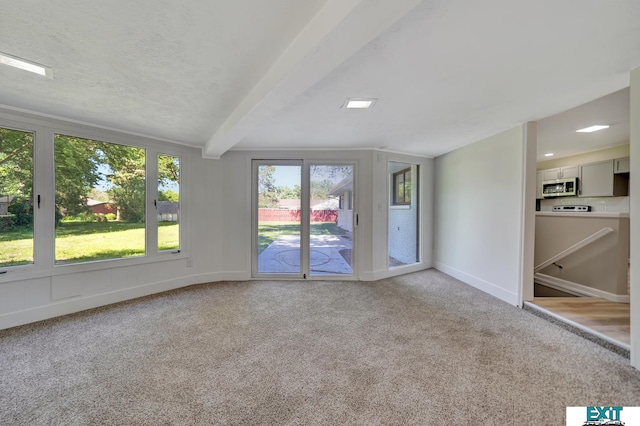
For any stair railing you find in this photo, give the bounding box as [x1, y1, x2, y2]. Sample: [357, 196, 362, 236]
[534, 227, 614, 273]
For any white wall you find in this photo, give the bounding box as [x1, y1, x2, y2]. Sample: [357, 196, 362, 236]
[630, 67, 640, 369]
[0, 108, 225, 330]
[434, 125, 532, 305]
[388, 206, 418, 263]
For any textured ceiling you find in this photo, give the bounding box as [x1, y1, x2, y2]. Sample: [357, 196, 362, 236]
[1, 0, 639, 159]
[537, 88, 630, 161]
[0, 0, 327, 143]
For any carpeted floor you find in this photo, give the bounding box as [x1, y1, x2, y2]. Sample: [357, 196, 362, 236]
[1, 268, 639, 425]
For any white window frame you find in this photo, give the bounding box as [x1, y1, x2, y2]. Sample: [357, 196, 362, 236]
[0, 108, 190, 280]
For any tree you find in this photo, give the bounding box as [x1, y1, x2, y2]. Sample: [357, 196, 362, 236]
[2, 130, 181, 224]
[0, 128, 34, 200]
[89, 188, 109, 202]
[310, 180, 335, 200]
[54, 136, 102, 216]
[54, 135, 147, 221]
[104, 146, 146, 222]
[275, 185, 300, 200]
[158, 154, 180, 185]
[158, 189, 179, 202]
[258, 165, 279, 208]
[310, 165, 353, 200]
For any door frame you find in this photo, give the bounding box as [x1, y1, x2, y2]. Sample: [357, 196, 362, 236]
[251, 159, 357, 279]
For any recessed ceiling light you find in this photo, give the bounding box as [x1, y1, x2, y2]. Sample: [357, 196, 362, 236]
[343, 98, 377, 109]
[544, 153, 554, 157]
[576, 125, 609, 133]
[0, 51, 52, 78]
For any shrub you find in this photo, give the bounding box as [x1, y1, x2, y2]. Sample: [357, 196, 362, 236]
[55, 207, 63, 227]
[95, 214, 108, 222]
[0, 215, 15, 231]
[8, 198, 33, 227]
[105, 213, 117, 221]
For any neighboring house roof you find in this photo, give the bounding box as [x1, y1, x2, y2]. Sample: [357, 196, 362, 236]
[157, 201, 179, 214]
[0, 195, 15, 203]
[277, 199, 338, 210]
[278, 199, 300, 209]
[329, 176, 353, 196]
[87, 198, 110, 206]
[312, 199, 338, 210]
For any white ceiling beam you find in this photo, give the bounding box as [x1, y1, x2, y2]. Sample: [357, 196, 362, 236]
[203, 0, 424, 159]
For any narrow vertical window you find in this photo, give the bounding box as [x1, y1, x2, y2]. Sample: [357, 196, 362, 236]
[54, 134, 146, 264]
[0, 127, 34, 267]
[392, 168, 411, 205]
[389, 162, 419, 267]
[157, 154, 180, 251]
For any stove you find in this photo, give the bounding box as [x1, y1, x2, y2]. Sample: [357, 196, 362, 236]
[552, 205, 591, 212]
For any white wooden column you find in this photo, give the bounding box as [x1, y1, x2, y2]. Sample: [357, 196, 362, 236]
[630, 66, 640, 369]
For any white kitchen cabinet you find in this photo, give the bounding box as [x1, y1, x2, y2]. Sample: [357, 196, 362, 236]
[614, 157, 630, 174]
[579, 160, 629, 197]
[580, 160, 613, 197]
[542, 165, 579, 181]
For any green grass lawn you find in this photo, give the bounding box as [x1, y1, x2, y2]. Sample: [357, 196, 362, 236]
[257, 221, 346, 254]
[0, 227, 34, 267]
[0, 221, 179, 267]
[0, 220, 340, 267]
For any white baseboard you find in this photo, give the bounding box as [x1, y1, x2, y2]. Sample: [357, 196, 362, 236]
[434, 262, 519, 306]
[222, 271, 251, 281]
[534, 273, 630, 303]
[361, 262, 431, 281]
[0, 272, 225, 330]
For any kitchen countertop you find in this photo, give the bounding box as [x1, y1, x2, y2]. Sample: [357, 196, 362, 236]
[536, 211, 629, 218]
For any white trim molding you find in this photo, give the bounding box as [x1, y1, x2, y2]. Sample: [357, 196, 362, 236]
[534, 273, 630, 303]
[435, 262, 519, 306]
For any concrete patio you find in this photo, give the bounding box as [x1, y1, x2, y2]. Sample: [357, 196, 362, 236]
[258, 234, 352, 275]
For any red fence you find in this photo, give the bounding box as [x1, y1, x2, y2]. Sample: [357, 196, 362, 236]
[258, 209, 337, 222]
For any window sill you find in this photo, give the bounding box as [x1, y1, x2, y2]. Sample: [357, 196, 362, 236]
[0, 251, 189, 284]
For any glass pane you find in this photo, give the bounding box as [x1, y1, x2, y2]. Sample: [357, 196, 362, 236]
[405, 170, 411, 204]
[257, 164, 301, 274]
[0, 128, 34, 267]
[309, 164, 353, 276]
[389, 162, 419, 267]
[54, 134, 145, 264]
[396, 173, 405, 204]
[158, 154, 180, 251]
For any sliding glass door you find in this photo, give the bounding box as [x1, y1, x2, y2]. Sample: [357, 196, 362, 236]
[255, 162, 302, 275]
[309, 164, 353, 276]
[253, 161, 355, 278]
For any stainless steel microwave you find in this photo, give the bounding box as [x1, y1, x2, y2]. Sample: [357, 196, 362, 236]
[542, 177, 578, 198]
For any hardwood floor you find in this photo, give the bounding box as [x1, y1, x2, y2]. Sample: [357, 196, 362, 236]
[531, 297, 630, 346]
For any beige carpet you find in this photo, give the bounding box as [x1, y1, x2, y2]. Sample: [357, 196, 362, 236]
[1, 269, 639, 425]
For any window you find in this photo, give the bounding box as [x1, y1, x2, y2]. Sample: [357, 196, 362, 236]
[388, 162, 419, 267]
[392, 168, 411, 205]
[54, 134, 146, 264]
[0, 127, 34, 267]
[157, 154, 180, 251]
